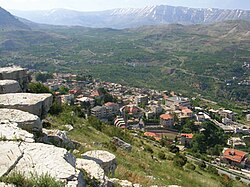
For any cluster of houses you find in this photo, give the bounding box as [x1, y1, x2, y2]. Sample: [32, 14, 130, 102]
[42, 72, 250, 169]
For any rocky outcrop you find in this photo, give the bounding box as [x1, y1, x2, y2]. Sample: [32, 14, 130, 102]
[82, 150, 117, 177]
[0, 93, 53, 118]
[0, 182, 15, 187]
[0, 141, 85, 186]
[0, 67, 30, 91]
[41, 129, 78, 149]
[108, 178, 133, 187]
[76, 158, 109, 186]
[0, 120, 34, 142]
[0, 80, 21, 94]
[111, 137, 132, 152]
[0, 109, 42, 132]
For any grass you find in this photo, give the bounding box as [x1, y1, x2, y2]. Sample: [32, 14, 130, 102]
[48, 111, 246, 187]
[0, 172, 64, 187]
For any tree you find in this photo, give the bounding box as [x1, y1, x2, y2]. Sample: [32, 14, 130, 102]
[28, 82, 51, 93]
[35, 72, 53, 83]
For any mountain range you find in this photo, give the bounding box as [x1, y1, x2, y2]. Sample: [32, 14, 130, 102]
[11, 5, 250, 29]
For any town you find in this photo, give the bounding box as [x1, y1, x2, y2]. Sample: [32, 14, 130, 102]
[1, 66, 250, 185]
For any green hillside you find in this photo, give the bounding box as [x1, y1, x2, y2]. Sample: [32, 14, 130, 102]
[0, 20, 249, 103]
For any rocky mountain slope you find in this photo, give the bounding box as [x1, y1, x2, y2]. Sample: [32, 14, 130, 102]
[0, 7, 29, 30]
[11, 5, 250, 28]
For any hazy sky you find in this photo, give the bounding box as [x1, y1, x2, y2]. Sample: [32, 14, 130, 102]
[1, 0, 250, 11]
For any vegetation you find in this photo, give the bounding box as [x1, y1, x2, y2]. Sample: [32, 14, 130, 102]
[28, 82, 51, 93]
[0, 172, 64, 187]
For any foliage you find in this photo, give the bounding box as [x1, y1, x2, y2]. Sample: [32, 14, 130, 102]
[49, 101, 62, 115]
[144, 145, 154, 154]
[186, 163, 196, 171]
[169, 144, 180, 153]
[58, 86, 69, 94]
[158, 151, 166, 160]
[173, 154, 187, 167]
[28, 82, 51, 93]
[35, 72, 53, 83]
[0, 172, 64, 187]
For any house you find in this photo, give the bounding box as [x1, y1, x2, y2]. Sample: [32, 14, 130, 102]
[180, 133, 193, 146]
[104, 102, 119, 116]
[91, 106, 107, 119]
[222, 148, 249, 168]
[181, 107, 193, 118]
[219, 109, 235, 120]
[76, 96, 95, 107]
[227, 137, 246, 149]
[144, 132, 161, 141]
[160, 114, 174, 128]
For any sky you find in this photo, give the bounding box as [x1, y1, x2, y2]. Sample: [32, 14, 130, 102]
[0, 0, 250, 11]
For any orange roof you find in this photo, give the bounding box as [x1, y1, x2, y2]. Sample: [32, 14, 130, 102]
[104, 102, 116, 107]
[223, 148, 248, 163]
[144, 132, 161, 141]
[181, 133, 193, 139]
[160, 114, 174, 120]
[182, 108, 192, 114]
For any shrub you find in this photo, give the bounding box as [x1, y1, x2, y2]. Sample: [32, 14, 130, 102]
[186, 163, 196, 171]
[28, 82, 51, 93]
[207, 165, 218, 175]
[158, 151, 166, 160]
[173, 154, 187, 167]
[169, 144, 179, 153]
[144, 145, 154, 154]
[198, 161, 206, 170]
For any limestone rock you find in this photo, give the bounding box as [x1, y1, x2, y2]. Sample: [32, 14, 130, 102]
[42, 129, 76, 149]
[0, 80, 21, 94]
[0, 182, 15, 187]
[0, 66, 30, 91]
[0, 141, 85, 186]
[82, 150, 117, 176]
[76, 158, 106, 184]
[0, 120, 34, 142]
[0, 141, 23, 177]
[0, 93, 53, 118]
[111, 137, 132, 152]
[109, 178, 133, 187]
[0, 109, 42, 132]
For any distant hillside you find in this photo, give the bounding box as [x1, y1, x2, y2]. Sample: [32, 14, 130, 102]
[0, 7, 29, 30]
[11, 5, 250, 28]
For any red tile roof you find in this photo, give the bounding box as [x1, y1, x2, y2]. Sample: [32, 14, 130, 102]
[144, 132, 161, 141]
[181, 133, 193, 139]
[223, 148, 248, 163]
[160, 114, 174, 120]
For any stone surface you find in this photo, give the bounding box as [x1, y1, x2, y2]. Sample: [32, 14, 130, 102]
[0, 141, 84, 186]
[42, 129, 76, 149]
[111, 137, 132, 152]
[0, 93, 53, 118]
[0, 182, 15, 187]
[82, 150, 117, 176]
[0, 109, 42, 132]
[76, 158, 107, 184]
[0, 120, 34, 142]
[0, 66, 30, 91]
[109, 178, 133, 187]
[0, 80, 21, 94]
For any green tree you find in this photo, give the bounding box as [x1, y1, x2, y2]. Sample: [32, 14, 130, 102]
[173, 154, 187, 167]
[28, 82, 51, 93]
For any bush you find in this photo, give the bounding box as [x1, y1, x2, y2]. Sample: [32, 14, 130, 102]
[144, 145, 154, 154]
[28, 82, 51, 93]
[173, 154, 187, 167]
[198, 161, 206, 170]
[186, 163, 196, 171]
[169, 144, 179, 153]
[207, 165, 218, 175]
[49, 101, 62, 115]
[158, 151, 166, 160]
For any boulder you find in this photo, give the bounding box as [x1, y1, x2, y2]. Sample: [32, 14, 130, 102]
[42, 129, 77, 149]
[82, 150, 117, 177]
[0, 93, 53, 118]
[0, 141, 84, 186]
[76, 158, 108, 186]
[111, 137, 132, 152]
[0, 80, 21, 94]
[109, 178, 133, 187]
[0, 66, 30, 91]
[0, 182, 15, 187]
[0, 120, 34, 142]
[0, 109, 42, 132]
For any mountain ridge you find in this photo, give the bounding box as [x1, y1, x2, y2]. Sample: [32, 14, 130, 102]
[10, 5, 250, 29]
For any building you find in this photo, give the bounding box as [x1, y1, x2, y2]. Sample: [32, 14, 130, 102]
[165, 96, 190, 108]
[246, 114, 250, 122]
[114, 116, 126, 128]
[91, 106, 107, 119]
[219, 109, 235, 120]
[180, 133, 193, 146]
[76, 97, 95, 107]
[135, 95, 148, 106]
[227, 137, 246, 149]
[104, 102, 119, 116]
[144, 132, 161, 141]
[222, 148, 249, 168]
[160, 114, 174, 128]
